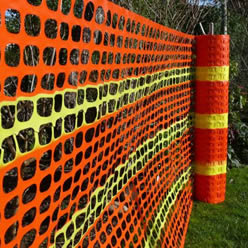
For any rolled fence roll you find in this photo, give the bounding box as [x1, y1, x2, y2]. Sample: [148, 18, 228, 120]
[194, 35, 230, 204]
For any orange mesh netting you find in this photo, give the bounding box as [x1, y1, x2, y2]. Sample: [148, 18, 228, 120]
[0, 0, 230, 247]
[194, 35, 229, 204]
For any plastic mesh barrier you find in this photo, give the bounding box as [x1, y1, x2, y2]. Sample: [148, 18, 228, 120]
[194, 35, 229, 204]
[0, 0, 227, 247]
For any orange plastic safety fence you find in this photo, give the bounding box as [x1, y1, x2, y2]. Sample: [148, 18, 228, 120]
[194, 35, 230, 204]
[0, 0, 196, 247]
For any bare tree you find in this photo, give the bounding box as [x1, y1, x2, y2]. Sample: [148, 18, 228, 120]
[109, 0, 216, 34]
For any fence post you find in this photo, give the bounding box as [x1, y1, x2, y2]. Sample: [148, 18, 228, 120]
[194, 34, 230, 203]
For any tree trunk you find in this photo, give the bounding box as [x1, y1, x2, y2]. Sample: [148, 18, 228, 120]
[222, 0, 228, 34]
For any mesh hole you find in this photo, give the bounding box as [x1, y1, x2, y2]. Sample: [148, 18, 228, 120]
[22, 184, 37, 204]
[77, 111, 84, 128]
[89, 70, 98, 83]
[40, 174, 52, 192]
[27, 0, 42, 6]
[4, 222, 19, 244]
[68, 71, 78, 86]
[110, 34, 115, 46]
[3, 167, 18, 193]
[131, 20, 136, 33]
[117, 36, 123, 48]
[118, 16, 125, 30]
[66, 223, 75, 239]
[108, 52, 113, 64]
[54, 166, 62, 183]
[84, 2, 94, 21]
[52, 207, 59, 222]
[39, 123, 52, 145]
[43, 47, 56, 66]
[61, 0, 71, 15]
[72, 25, 81, 42]
[21, 74, 37, 93]
[5, 196, 19, 219]
[76, 132, 83, 148]
[75, 151, 83, 165]
[65, 92, 76, 109]
[17, 100, 34, 122]
[75, 213, 85, 229]
[57, 73, 65, 88]
[55, 233, 65, 247]
[5, 43, 20, 67]
[24, 45, 39, 66]
[106, 10, 111, 26]
[83, 27, 91, 43]
[103, 32, 109, 46]
[74, 230, 82, 246]
[60, 22, 69, 40]
[61, 195, 70, 210]
[112, 13, 118, 29]
[94, 30, 102, 45]
[74, 169, 81, 182]
[45, 19, 57, 39]
[58, 213, 68, 229]
[64, 159, 73, 173]
[46, 0, 59, 11]
[4, 76, 18, 97]
[81, 49, 89, 64]
[39, 216, 50, 235]
[77, 89, 84, 105]
[20, 229, 36, 248]
[65, 114, 76, 133]
[59, 48, 67, 65]
[54, 118, 62, 139]
[70, 49, 79, 64]
[22, 207, 36, 227]
[95, 7, 104, 24]
[53, 186, 61, 202]
[17, 128, 35, 153]
[85, 107, 97, 123]
[5, 9, 21, 34]
[91, 51, 100, 64]
[40, 196, 51, 213]
[41, 73, 55, 90]
[74, 0, 84, 18]
[54, 143, 62, 162]
[86, 88, 98, 102]
[55, 94, 62, 112]
[39, 150, 52, 171]
[37, 98, 53, 117]
[64, 137, 74, 154]
[78, 194, 87, 209]
[1, 105, 15, 128]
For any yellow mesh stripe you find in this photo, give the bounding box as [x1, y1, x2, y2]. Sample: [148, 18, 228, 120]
[195, 113, 228, 129]
[196, 66, 229, 81]
[194, 161, 227, 176]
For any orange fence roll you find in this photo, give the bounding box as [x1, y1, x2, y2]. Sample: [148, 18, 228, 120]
[194, 35, 230, 204]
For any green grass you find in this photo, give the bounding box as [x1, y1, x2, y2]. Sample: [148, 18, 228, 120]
[185, 167, 248, 248]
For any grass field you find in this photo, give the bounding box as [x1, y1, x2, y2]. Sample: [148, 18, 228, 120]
[185, 167, 248, 248]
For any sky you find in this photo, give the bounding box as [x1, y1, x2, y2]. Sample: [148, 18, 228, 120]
[188, 0, 217, 6]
